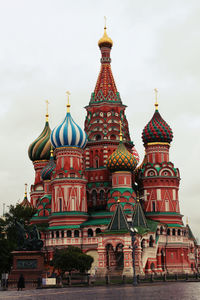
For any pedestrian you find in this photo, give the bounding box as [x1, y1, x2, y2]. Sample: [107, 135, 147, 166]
[17, 274, 25, 291]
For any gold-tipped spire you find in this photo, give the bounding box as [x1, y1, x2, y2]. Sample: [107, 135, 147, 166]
[66, 91, 71, 113]
[45, 100, 49, 121]
[24, 183, 27, 197]
[50, 146, 54, 157]
[186, 216, 189, 225]
[136, 192, 140, 202]
[154, 88, 158, 110]
[119, 121, 123, 141]
[98, 17, 113, 47]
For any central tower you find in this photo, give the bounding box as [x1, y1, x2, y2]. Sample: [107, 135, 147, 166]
[84, 25, 134, 210]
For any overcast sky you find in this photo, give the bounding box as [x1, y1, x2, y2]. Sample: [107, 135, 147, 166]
[0, 0, 200, 240]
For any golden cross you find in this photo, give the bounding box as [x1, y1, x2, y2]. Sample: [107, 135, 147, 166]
[66, 91, 70, 105]
[45, 100, 49, 115]
[154, 88, 158, 109]
[104, 16, 107, 29]
[45, 100, 49, 121]
[66, 91, 71, 112]
[119, 120, 122, 141]
[25, 183, 27, 196]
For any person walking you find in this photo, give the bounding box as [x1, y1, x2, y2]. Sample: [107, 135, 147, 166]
[17, 274, 25, 291]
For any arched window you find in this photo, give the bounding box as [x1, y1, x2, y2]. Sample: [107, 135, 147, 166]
[95, 134, 101, 141]
[94, 157, 99, 168]
[150, 263, 155, 271]
[96, 228, 101, 235]
[172, 228, 176, 236]
[160, 226, 163, 235]
[74, 230, 79, 238]
[100, 190, 104, 202]
[92, 190, 97, 206]
[51, 231, 54, 239]
[86, 191, 90, 202]
[110, 134, 116, 140]
[67, 230, 72, 238]
[141, 239, 145, 249]
[61, 231, 64, 238]
[88, 228, 93, 237]
[149, 235, 154, 247]
[177, 229, 181, 236]
[167, 229, 171, 236]
[56, 231, 59, 238]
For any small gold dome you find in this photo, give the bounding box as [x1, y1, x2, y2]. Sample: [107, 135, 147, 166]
[98, 27, 113, 47]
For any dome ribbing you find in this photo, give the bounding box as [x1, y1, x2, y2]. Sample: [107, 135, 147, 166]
[142, 109, 173, 145]
[28, 121, 51, 162]
[50, 111, 87, 149]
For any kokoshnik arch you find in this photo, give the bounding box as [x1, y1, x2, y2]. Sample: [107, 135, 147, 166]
[23, 24, 199, 275]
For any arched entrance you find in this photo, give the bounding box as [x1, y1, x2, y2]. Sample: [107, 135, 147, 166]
[115, 243, 124, 270]
[105, 242, 124, 273]
[161, 249, 165, 271]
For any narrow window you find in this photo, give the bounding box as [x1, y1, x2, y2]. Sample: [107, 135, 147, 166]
[152, 201, 156, 212]
[59, 198, 62, 212]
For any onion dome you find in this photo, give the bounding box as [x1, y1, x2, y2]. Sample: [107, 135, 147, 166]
[50, 94, 87, 149]
[98, 25, 113, 48]
[142, 92, 173, 145]
[41, 149, 56, 180]
[107, 142, 138, 172]
[28, 105, 51, 161]
[142, 110, 173, 145]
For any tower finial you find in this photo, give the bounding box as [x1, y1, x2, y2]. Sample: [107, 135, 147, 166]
[25, 183, 27, 197]
[98, 17, 113, 47]
[45, 100, 49, 121]
[154, 88, 158, 110]
[119, 121, 123, 141]
[186, 216, 189, 225]
[66, 91, 71, 113]
[136, 191, 140, 202]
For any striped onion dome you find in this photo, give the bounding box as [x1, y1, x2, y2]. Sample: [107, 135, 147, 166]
[107, 141, 138, 172]
[28, 120, 51, 161]
[142, 109, 173, 145]
[50, 111, 87, 149]
[41, 150, 56, 180]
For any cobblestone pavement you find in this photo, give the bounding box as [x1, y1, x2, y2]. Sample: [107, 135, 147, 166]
[0, 282, 200, 300]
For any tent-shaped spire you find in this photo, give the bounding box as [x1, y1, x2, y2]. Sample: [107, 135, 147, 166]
[132, 198, 148, 229]
[20, 184, 32, 208]
[186, 224, 196, 243]
[108, 201, 129, 231]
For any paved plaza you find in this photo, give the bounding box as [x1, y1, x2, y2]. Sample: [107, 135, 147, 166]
[0, 282, 200, 300]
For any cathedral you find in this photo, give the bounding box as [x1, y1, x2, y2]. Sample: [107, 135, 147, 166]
[25, 25, 198, 276]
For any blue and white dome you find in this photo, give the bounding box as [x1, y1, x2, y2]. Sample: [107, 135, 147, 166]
[50, 111, 87, 149]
